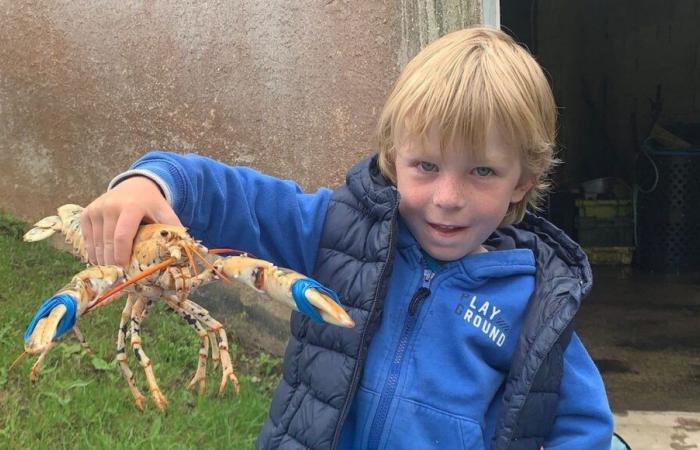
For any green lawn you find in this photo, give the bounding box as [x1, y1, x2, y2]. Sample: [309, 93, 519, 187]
[0, 212, 278, 449]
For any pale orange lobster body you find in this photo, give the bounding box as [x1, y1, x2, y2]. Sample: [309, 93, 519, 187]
[14, 204, 354, 411]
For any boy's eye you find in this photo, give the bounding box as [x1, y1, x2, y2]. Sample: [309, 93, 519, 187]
[418, 161, 438, 172]
[473, 167, 494, 177]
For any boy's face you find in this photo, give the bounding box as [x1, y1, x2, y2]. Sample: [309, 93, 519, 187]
[394, 123, 532, 261]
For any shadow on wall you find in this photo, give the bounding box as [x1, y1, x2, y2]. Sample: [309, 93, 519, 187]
[193, 283, 291, 357]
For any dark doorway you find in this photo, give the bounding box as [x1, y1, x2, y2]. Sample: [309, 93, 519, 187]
[501, 0, 700, 413]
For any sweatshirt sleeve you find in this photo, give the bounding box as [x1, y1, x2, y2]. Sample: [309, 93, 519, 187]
[544, 333, 615, 450]
[111, 150, 332, 276]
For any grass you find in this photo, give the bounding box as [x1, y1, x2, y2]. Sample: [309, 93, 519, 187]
[0, 212, 279, 449]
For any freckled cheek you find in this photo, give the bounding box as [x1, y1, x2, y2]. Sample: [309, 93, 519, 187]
[468, 194, 510, 220]
[397, 182, 430, 208]
[398, 193, 424, 217]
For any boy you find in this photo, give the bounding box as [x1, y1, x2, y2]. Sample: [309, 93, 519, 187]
[80, 27, 614, 449]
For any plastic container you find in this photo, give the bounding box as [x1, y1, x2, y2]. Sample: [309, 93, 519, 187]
[635, 139, 700, 272]
[576, 199, 632, 219]
[576, 217, 634, 247]
[584, 247, 635, 265]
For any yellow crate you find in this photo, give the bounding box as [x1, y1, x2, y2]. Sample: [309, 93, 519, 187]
[575, 199, 632, 219]
[583, 246, 635, 265]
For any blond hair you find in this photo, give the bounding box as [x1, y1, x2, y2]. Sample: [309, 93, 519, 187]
[377, 26, 558, 225]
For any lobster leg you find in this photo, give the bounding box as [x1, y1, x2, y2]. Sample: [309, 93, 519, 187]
[130, 295, 168, 411]
[191, 301, 239, 395]
[159, 264, 222, 374]
[71, 326, 93, 355]
[124, 296, 155, 344]
[163, 296, 209, 394]
[168, 296, 239, 395]
[187, 325, 210, 395]
[116, 294, 147, 411]
[208, 329, 221, 370]
[140, 299, 155, 322]
[160, 266, 222, 369]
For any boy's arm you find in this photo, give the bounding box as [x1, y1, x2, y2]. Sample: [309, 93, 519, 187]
[544, 333, 614, 450]
[109, 150, 332, 275]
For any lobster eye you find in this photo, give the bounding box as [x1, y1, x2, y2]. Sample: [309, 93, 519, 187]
[160, 230, 169, 237]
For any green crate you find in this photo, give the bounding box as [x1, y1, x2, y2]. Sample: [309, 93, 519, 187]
[576, 217, 634, 247]
[583, 246, 635, 265]
[575, 199, 632, 219]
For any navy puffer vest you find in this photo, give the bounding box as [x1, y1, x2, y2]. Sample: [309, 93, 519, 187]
[256, 156, 592, 450]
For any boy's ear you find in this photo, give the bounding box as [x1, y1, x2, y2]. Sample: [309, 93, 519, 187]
[510, 176, 536, 204]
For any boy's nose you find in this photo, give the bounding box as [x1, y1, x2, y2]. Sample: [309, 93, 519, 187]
[432, 176, 467, 209]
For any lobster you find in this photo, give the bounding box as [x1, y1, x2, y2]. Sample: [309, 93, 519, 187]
[11, 204, 354, 411]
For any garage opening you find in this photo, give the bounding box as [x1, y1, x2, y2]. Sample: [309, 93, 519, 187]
[501, 0, 700, 415]
[503, 0, 700, 272]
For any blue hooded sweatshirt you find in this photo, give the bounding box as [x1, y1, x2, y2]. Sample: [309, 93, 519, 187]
[112, 151, 614, 449]
[339, 218, 537, 449]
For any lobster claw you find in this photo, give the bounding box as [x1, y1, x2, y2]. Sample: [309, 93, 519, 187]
[290, 278, 355, 328]
[212, 256, 355, 328]
[11, 265, 126, 381]
[10, 294, 77, 382]
[23, 294, 78, 349]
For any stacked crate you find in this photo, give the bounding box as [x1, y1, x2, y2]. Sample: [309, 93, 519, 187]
[575, 199, 634, 265]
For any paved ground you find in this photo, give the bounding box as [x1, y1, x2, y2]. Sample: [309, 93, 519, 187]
[577, 266, 700, 449]
[614, 411, 700, 449]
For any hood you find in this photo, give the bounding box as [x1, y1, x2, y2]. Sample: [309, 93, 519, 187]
[345, 155, 397, 221]
[490, 213, 593, 306]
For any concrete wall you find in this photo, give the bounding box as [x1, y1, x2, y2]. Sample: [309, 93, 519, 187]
[1, 1, 484, 354]
[504, 0, 700, 185]
[1, 1, 394, 217]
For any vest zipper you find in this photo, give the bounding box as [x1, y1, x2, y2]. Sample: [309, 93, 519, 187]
[331, 191, 400, 450]
[365, 268, 435, 450]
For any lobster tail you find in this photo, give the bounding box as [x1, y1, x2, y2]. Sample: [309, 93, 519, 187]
[23, 215, 61, 242]
[23, 204, 88, 261]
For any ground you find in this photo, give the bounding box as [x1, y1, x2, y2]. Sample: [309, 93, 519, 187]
[578, 265, 700, 448]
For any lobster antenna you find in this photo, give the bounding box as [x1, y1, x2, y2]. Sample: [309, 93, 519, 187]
[9, 351, 28, 371]
[190, 247, 233, 285]
[86, 258, 176, 312]
[182, 244, 198, 277]
[208, 248, 257, 258]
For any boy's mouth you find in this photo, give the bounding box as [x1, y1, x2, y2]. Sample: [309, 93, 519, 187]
[428, 222, 466, 235]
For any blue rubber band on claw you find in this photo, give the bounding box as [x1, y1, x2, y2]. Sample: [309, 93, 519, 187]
[291, 278, 341, 324]
[23, 294, 78, 342]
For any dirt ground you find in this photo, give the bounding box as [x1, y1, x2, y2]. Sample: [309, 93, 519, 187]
[576, 265, 700, 412]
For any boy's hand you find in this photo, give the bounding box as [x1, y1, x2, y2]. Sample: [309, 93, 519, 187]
[80, 176, 182, 267]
